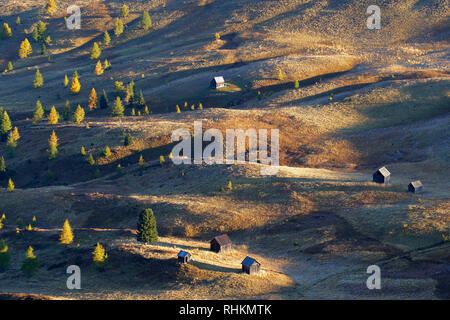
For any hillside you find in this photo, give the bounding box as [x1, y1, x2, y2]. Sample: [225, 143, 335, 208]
[0, 0, 448, 299]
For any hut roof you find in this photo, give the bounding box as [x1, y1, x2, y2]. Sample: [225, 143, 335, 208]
[178, 250, 190, 258]
[241, 256, 259, 267]
[409, 180, 423, 188]
[376, 166, 391, 177]
[211, 234, 232, 246]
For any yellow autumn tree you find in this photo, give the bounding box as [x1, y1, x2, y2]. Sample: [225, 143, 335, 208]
[45, 0, 57, 16]
[70, 76, 81, 94]
[48, 106, 59, 124]
[59, 219, 73, 245]
[92, 242, 108, 269]
[94, 60, 103, 75]
[88, 88, 97, 111]
[48, 130, 58, 159]
[18, 38, 32, 59]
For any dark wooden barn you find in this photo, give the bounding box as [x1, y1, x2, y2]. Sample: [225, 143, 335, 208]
[408, 180, 423, 193]
[177, 250, 191, 263]
[241, 256, 261, 275]
[373, 166, 391, 184]
[210, 76, 225, 89]
[210, 234, 232, 253]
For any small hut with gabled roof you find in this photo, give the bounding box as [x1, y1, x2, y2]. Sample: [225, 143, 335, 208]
[210, 234, 232, 253]
[241, 256, 261, 275]
[210, 76, 225, 89]
[408, 180, 423, 193]
[373, 166, 391, 184]
[177, 250, 191, 263]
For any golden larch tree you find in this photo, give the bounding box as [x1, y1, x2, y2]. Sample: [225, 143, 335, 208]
[59, 219, 74, 245]
[48, 106, 59, 124]
[88, 88, 98, 110]
[70, 76, 81, 94]
[94, 60, 103, 75]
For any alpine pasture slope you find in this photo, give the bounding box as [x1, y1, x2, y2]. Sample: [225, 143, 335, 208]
[0, 0, 448, 299]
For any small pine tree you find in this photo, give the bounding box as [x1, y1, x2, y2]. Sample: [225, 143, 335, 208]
[94, 60, 103, 76]
[16, 17, 21, 25]
[121, 4, 130, 18]
[33, 68, 44, 88]
[7, 61, 13, 71]
[63, 74, 69, 87]
[0, 156, 6, 173]
[139, 155, 145, 168]
[0, 110, 12, 135]
[176, 105, 181, 113]
[0, 240, 11, 272]
[116, 164, 123, 175]
[48, 130, 58, 159]
[138, 90, 145, 107]
[73, 105, 85, 124]
[294, 80, 299, 89]
[104, 146, 111, 158]
[1, 23, 12, 39]
[103, 59, 111, 70]
[92, 242, 108, 269]
[277, 69, 284, 81]
[18, 38, 32, 59]
[32, 216, 37, 227]
[144, 105, 150, 116]
[63, 100, 71, 121]
[80, 146, 86, 156]
[70, 75, 81, 94]
[6, 131, 17, 153]
[60, 219, 74, 245]
[48, 106, 59, 124]
[99, 89, 109, 109]
[87, 153, 95, 166]
[102, 30, 111, 45]
[124, 133, 133, 146]
[88, 88, 98, 110]
[131, 108, 136, 116]
[198, 103, 203, 110]
[159, 155, 165, 165]
[227, 180, 232, 191]
[41, 43, 48, 55]
[11, 127, 20, 142]
[114, 18, 124, 37]
[7, 178, 14, 192]
[137, 208, 158, 243]
[33, 100, 44, 124]
[141, 11, 152, 30]
[45, 0, 57, 16]
[90, 42, 101, 60]
[21, 246, 39, 276]
[112, 96, 124, 117]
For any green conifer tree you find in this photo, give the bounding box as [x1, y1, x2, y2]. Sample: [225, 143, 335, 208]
[63, 100, 71, 121]
[141, 11, 152, 30]
[33, 100, 44, 124]
[21, 246, 39, 276]
[102, 30, 111, 45]
[33, 68, 44, 88]
[136, 208, 158, 243]
[112, 96, 124, 117]
[99, 89, 109, 109]
[114, 18, 124, 37]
